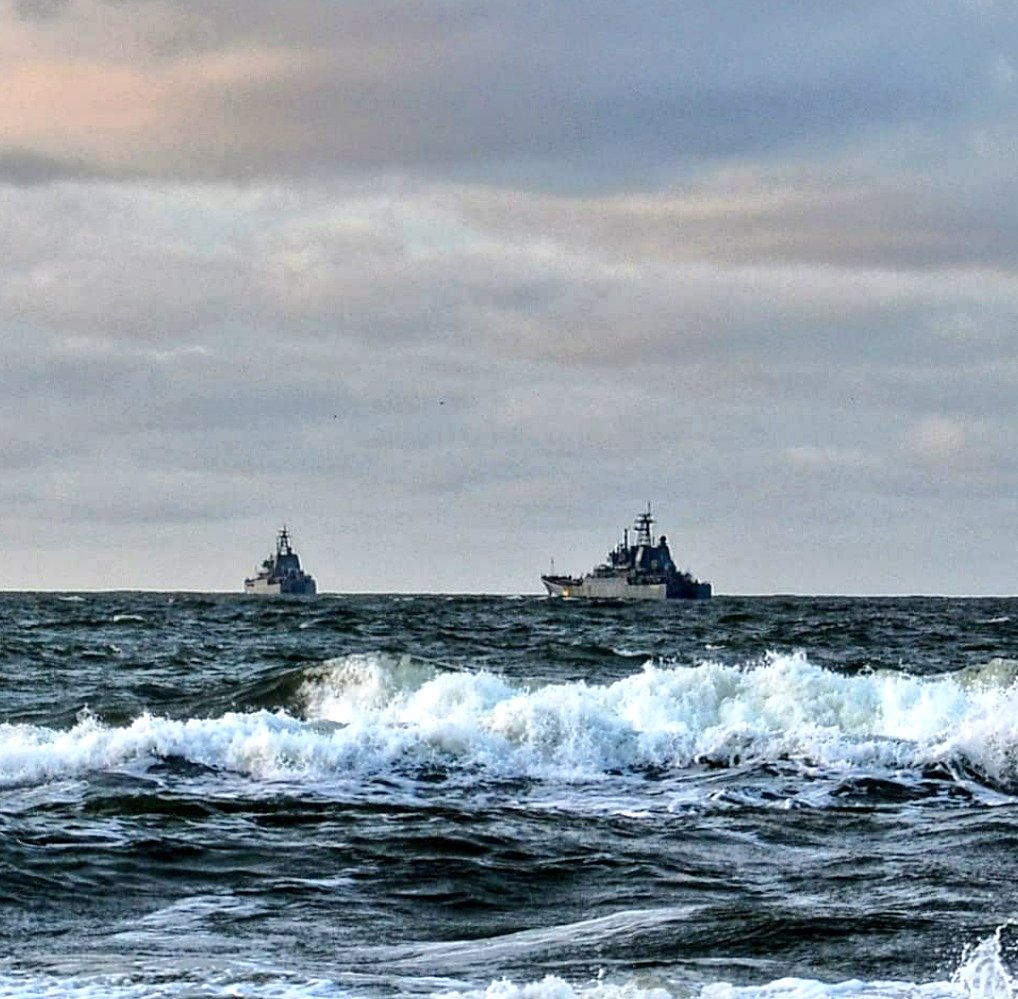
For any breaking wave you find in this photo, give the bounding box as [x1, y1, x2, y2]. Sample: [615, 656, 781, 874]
[0, 927, 1015, 999]
[5, 652, 1018, 790]
[442, 928, 1018, 999]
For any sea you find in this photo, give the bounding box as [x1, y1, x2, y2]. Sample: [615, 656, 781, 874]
[3, 593, 1018, 999]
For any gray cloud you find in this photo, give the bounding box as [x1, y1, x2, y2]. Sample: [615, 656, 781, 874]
[454, 154, 1018, 272]
[0, 148, 106, 185]
[3, 1, 1012, 186]
[14, 0, 69, 19]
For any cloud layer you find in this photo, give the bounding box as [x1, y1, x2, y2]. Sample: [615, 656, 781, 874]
[1, 0, 1017, 592]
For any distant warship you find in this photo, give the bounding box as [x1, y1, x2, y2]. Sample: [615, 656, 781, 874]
[244, 526, 317, 597]
[542, 507, 711, 601]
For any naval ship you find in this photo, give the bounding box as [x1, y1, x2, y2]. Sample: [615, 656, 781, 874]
[244, 526, 317, 597]
[542, 507, 712, 601]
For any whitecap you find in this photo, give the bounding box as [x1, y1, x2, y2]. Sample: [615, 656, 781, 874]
[6, 651, 1018, 791]
[437, 927, 1015, 999]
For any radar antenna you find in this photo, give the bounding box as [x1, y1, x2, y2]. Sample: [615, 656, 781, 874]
[277, 525, 293, 556]
[634, 504, 654, 547]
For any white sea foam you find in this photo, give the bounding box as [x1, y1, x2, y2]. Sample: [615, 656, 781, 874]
[5, 652, 1018, 790]
[298, 650, 1018, 783]
[0, 929, 1014, 999]
[438, 929, 1017, 999]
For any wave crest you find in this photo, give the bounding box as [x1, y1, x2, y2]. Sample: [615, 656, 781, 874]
[5, 652, 1018, 790]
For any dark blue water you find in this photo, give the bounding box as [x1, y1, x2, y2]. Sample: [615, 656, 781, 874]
[3, 594, 1018, 999]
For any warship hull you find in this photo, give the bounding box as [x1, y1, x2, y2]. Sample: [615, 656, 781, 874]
[244, 577, 317, 597]
[541, 574, 710, 601]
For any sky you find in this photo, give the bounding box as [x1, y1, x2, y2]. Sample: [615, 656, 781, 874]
[1, 0, 1017, 594]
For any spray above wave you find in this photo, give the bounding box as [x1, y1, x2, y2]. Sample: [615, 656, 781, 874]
[4, 652, 1018, 789]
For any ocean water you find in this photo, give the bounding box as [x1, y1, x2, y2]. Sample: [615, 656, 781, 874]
[3, 594, 1018, 999]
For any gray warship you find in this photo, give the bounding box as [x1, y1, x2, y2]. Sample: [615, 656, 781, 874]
[244, 526, 317, 597]
[542, 507, 712, 601]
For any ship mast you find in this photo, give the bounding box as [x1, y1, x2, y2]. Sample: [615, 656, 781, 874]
[634, 504, 654, 547]
[277, 525, 293, 556]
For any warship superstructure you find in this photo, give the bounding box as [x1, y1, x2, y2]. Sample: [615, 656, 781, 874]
[542, 507, 711, 601]
[244, 526, 317, 597]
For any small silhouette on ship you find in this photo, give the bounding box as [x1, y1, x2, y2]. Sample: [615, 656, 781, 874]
[244, 526, 317, 597]
[542, 506, 711, 601]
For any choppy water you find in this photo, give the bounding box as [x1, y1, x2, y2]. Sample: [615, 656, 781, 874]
[4, 594, 1018, 999]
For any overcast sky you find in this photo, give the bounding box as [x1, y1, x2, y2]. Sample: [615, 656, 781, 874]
[2, 0, 1017, 594]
